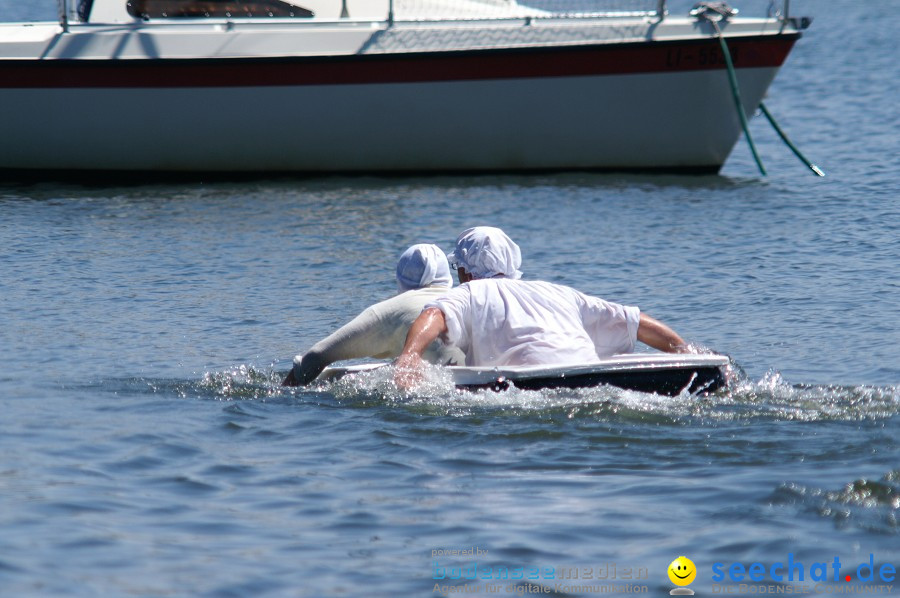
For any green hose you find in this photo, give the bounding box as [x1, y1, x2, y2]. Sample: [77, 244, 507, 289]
[712, 20, 766, 176]
[759, 102, 825, 176]
[709, 12, 824, 177]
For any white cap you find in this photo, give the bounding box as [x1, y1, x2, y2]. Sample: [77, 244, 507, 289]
[395, 244, 453, 293]
[447, 226, 522, 280]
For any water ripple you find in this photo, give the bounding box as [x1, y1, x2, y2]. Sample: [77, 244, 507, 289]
[772, 470, 900, 535]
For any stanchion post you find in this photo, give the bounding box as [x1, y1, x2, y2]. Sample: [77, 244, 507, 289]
[57, 0, 69, 32]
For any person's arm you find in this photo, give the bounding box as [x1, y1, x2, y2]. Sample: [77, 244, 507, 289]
[281, 302, 393, 387]
[636, 313, 687, 353]
[394, 307, 448, 389]
[282, 350, 329, 387]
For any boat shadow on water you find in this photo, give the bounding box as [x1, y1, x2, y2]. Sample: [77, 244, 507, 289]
[0, 165, 776, 193]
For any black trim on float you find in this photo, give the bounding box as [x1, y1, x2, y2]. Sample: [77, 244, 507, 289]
[458, 366, 728, 396]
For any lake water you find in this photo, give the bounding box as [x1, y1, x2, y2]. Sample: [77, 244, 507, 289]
[1, 1, 898, 596]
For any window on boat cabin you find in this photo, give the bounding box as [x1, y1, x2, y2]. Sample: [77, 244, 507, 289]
[126, 0, 314, 18]
[78, 0, 95, 21]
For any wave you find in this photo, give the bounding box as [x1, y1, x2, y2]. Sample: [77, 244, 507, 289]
[772, 470, 900, 535]
[117, 361, 900, 423]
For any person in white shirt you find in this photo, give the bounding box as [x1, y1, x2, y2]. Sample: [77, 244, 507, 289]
[394, 227, 688, 387]
[283, 244, 463, 386]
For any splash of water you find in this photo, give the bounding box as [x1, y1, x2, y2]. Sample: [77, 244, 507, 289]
[303, 362, 897, 422]
[150, 360, 900, 424]
[196, 363, 284, 400]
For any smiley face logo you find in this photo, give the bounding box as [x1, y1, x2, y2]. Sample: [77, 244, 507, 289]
[668, 556, 697, 586]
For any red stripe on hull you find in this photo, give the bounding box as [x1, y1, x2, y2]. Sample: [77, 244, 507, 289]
[0, 34, 798, 88]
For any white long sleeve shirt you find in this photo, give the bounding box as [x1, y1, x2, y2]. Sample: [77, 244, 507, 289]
[294, 286, 463, 384]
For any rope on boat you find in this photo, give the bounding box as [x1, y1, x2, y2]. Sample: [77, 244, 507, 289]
[759, 102, 825, 176]
[692, 2, 766, 175]
[692, 1, 824, 177]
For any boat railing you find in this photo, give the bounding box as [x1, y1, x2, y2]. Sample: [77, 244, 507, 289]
[51, 0, 798, 27]
[57, 0, 69, 31]
[387, 0, 664, 22]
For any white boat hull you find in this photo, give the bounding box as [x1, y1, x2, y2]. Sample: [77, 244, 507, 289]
[0, 16, 802, 174]
[0, 71, 780, 172]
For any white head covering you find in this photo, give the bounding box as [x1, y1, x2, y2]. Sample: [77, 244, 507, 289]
[395, 243, 453, 293]
[447, 226, 523, 280]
